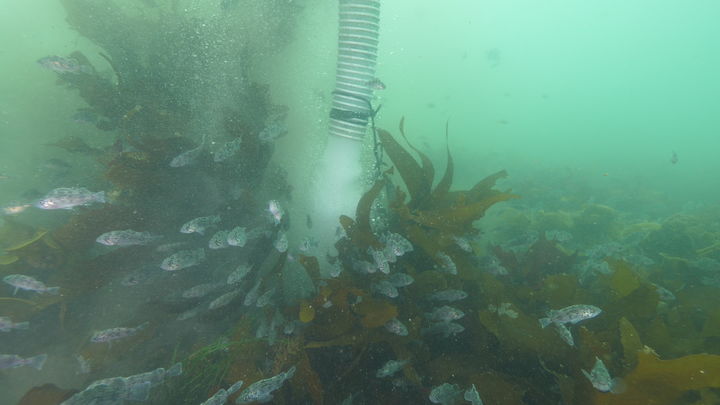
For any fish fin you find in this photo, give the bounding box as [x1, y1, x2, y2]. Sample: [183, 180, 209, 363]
[14, 321, 30, 329]
[29, 353, 48, 370]
[46, 287, 60, 295]
[13, 287, 18, 295]
[125, 381, 152, 401]
[137, 321, 150, 331]
[538, 317, 551, 328]
[284, 365, 297, 379]
[227, 380, 244, 394]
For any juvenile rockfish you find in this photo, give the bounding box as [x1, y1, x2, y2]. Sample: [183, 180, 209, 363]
[180, 215, 221, 235]
[201, 381, 244, 405]
[227, 226, 248, 247]
[208, 230, 231, 249]
[170, 136, 206, 168]
[213, 137, 242, 162]
[91, 322, 148, 344]
[582, 357, 624, 393]
[0, 316, 29, 332]
[161, 248, 206, 271]
[235, 366, 296, 404]
[539, 304, 602, 328]
[96, 230, 163, 246]
[0, 353, 47, 370]
[3, 274, 60, 295]
[36, 187, 105, 210]
[384, 318, 409, 336]
[425, 305, 465, 322]
[182, 283, 223, 299]
[376, 359, 408, 378]
[267, 200, 283, 225]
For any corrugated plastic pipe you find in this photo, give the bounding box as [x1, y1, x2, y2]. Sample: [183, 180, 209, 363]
[329, 0, 380, 141]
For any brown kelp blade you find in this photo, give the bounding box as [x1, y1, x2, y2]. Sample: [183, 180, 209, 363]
[430, 120, 454, 205]
[398, 117, 435, 203]
[377, 127, 431, 207]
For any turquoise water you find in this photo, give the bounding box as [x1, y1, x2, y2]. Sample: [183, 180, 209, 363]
[1, 1, 720, 404]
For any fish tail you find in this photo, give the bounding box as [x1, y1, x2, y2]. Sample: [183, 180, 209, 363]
[167, 362, 183, 377]
[29, 353, 48, 370]
[14, 321, 30, 330]
[285, 365, 297, 379]
[45, 286, 61, 295]
[136, 321, 150, 331]
[94, 191, 107, 203]
[538, 317, 552, 329]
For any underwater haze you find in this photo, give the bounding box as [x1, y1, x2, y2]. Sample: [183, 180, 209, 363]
[2, 1, 720, 405]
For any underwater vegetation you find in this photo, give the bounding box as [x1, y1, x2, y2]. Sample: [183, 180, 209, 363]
[4, 1, 720, 405]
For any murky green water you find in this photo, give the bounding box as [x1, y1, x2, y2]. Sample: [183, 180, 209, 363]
[1, 1, 720, 404]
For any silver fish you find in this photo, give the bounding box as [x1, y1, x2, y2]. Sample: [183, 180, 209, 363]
[91, 322, 148, 344]
[329, 261, 343, 278]
[201, 381, 244, 405]
[383, 232, 413, 257]
[373, 280, 399, 298]
[96, 229, 162, 246]
[36, 187, 105, 210]
[267, 200, 283, 225]
[258, 122, 288, 144]
[539, 304, 602, 328]
[213, 138, 242, 162]
[170, 137, 206, 167]
[388, 273, 414, 287]
[384, 318, 409, 336]
[429, 289, 468, 302]
[180, 215, 221, 235]
[366, 77, 386, 90]
[228, 264, 251, 285]
[256, 287, 276, 308]
[209, 230, 231, 249]
[582, 357, 622, 393]
[37, 55, 91, 74]
[3, 274, 60, 295]
[422, 322, 466, 338]
[234, 366, 296, 404]
[182, 282, 222, 299]
[376, 359, 407, 378]
[429, 383, 463, 405]
[435, 252, 457, 275]
[244, 280, 262, 306]
[453, 236, 473, 252]
[177, 306, 202, 321]
[0, 353, 47, 370]
[369, 247, 390, 274]
[554, 323, 575, 346]
[209, 290, 240, 310]
[274, 232, 288, 253]
[0, 316, 29, 332]
[426, 306, 465, 322]
[61, 363, 182, 405]
[161, 248, 206, 271]
[227, 226, 248, 247]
